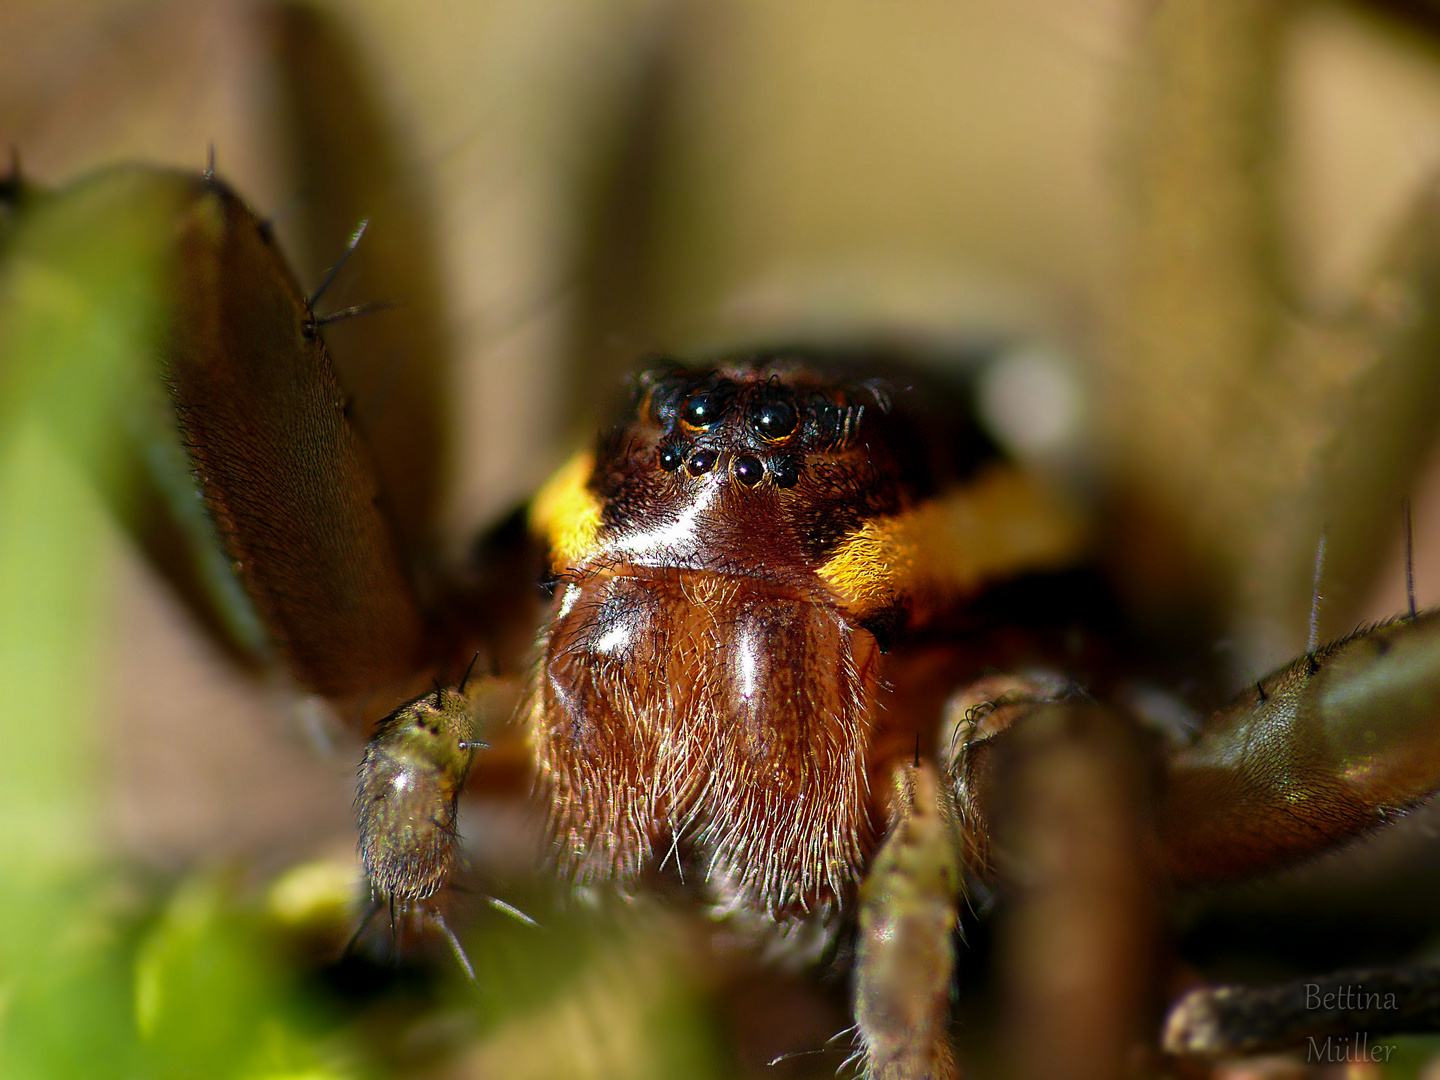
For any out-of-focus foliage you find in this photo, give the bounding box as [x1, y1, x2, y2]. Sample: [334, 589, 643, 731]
[0, 167, 358, 1080]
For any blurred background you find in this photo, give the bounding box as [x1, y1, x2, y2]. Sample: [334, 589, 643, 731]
[9, 0, 1440, 1076]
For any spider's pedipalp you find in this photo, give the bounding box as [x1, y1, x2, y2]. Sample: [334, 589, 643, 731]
[854, 760, 962, 1080]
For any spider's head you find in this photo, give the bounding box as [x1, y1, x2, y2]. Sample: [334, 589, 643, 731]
[527, 350, 1080, 632]
[531, 353, 941, 584]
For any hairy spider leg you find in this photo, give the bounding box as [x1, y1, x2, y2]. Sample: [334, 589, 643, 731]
[342, 894, 385, 963]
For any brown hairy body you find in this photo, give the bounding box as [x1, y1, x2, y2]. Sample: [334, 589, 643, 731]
[525, 354, 1079, 937]
[537, 563, 878, 917]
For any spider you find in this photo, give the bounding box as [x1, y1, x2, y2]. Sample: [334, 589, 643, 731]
[10, 3, 1440, 1079]
[37, 164, 1432, 1079]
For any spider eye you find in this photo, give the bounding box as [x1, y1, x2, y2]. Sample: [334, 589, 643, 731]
[771, 456, 800, 488]
[752, 397, 797, 440]
[682, 392, 723, 428]
[686, 448, 718, 476]
[658, 444, 684, 471]
[732, 454, 764, 486]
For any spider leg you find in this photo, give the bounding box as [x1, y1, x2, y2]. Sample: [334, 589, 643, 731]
[165, 179, 427, 700]
[854, 758, 962, 1080]
[429, 907, 477, 982]
[388, 896, 399, 966]
[1164, 960, 1440, 1059]
[940, 679, 1161, 1080]
[341, 893, 384, 961]
[1160, 608, 1440, 884]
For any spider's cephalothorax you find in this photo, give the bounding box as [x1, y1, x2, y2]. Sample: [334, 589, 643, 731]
[526, 353, 1086, 920]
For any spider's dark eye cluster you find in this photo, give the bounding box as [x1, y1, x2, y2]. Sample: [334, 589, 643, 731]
[682, 392, 724, 427]
[648, 373, 811, 488]
[732, 454, 764, 486]
[686, 448, 718, 476]
[751, 396, 797, 440]
[654, 441, 800, 487]
[769, 457, 799, 488]
[677, 379, 737, 430]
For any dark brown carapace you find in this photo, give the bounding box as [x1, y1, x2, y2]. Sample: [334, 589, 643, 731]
[526, 353, 1085, 922]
